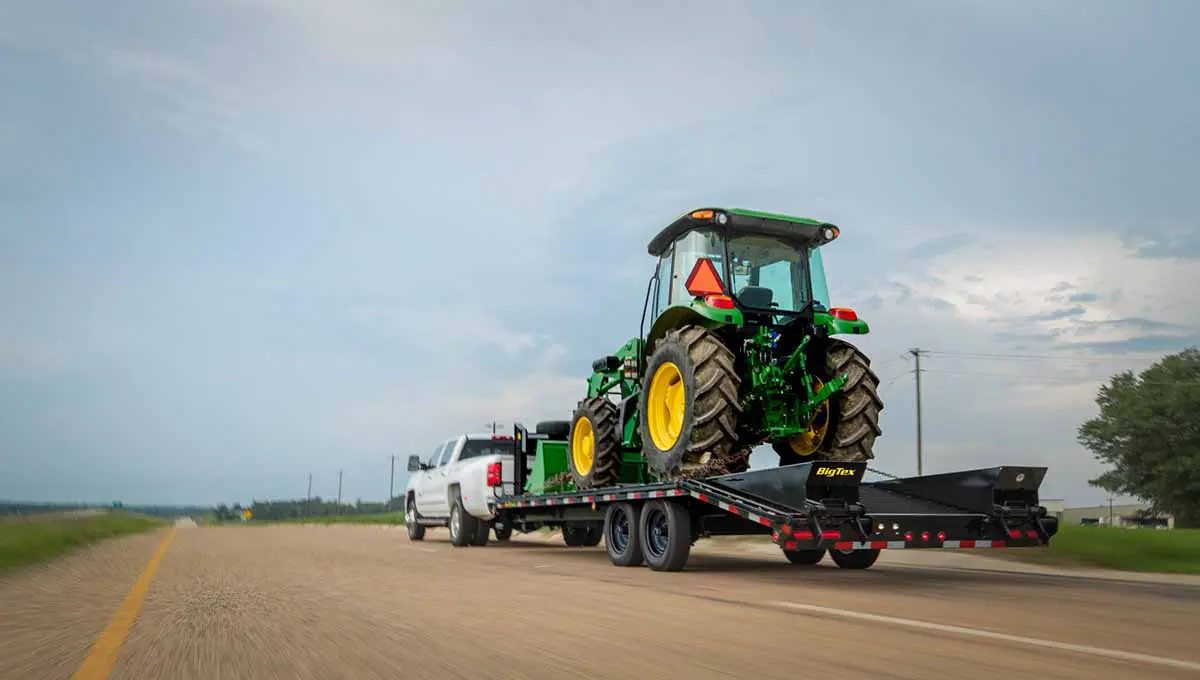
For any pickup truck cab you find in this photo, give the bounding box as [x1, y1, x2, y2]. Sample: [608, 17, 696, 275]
[404, 433, 515, 546]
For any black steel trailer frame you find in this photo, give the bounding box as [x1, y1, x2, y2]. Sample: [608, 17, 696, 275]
[482, 422, 1060, 572]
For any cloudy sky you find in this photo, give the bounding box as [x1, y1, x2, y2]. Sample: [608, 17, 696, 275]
[2, 0, 1196, 507]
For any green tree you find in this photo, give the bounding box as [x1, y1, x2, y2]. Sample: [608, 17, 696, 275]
[1078, 347, 1200, 528]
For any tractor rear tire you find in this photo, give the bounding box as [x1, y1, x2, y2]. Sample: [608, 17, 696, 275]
[567, 398, 623, 490]
[773, 338, 883, 464]
[639, 325, 742, 481]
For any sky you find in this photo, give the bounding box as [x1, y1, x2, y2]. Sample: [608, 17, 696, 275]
[1, 0, 1197, 508]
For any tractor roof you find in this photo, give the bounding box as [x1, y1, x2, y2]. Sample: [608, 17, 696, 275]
[646, 207, 838, 257]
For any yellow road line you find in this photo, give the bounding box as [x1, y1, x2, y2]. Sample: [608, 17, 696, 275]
[71, 527, 177, 680]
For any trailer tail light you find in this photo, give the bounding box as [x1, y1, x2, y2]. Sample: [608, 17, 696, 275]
[937, 531, 946, 541]
[921, 531, 930, 542]
[1008, 529, 1022, 539]
[1026, 530, 1038, 539]
[486, 462, 502, 487]
[904, 532, 913, 542]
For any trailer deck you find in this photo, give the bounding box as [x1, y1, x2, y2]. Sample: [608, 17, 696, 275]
[485, 423, 1059, 571]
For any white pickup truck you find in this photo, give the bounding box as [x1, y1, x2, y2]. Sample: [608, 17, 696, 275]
[403, 432, 520, 546]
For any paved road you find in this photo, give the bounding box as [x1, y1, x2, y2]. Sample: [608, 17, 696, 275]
[1, 523, 1197, 680]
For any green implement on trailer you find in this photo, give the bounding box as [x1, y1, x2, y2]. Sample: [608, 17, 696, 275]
[557, 207, 885, 491]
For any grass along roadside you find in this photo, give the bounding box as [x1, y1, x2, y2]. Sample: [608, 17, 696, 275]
[991, 523, 1200, 574]
[0, 510, 168, 574]
[264, 512, 407, 525]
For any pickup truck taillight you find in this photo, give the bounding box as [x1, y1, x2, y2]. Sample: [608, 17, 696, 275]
[486, 462, 502, 487]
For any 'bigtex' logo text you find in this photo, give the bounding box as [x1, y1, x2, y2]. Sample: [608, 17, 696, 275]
[814, 466, 856, 478]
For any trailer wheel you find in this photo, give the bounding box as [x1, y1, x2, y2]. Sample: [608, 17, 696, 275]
[604, 503, 644, 567]
[562, 524, 587, 546]
[448, 492, 475, 548]
[829, 547, 880, 569]
[582, 523, 603, 547]
[783, 548, 825, 565]
[493, 517, 513, 542]
[639, 500, 692, 571]
[405, 497, 425, 541]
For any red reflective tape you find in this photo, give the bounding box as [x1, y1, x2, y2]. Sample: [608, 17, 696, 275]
[834, 541, 854, 550]
[631, 492, 643, 500]
[698, 494, 710, 503]
[992, 541, 1007, 548]
[821, 531, 840, 540]
[784, 541, 799, 550]
[758, 516, 772, 527]
[961, 540, 976, 548]
[871, 541, 887, 549]
[727, 505, 740, 515]
[793, 530, 814, 540]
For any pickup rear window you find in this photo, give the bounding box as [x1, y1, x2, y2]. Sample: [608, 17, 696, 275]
[459, 438, 515, 461]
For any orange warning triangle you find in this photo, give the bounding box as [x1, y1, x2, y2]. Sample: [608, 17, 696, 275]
[685, 258, 725, 297]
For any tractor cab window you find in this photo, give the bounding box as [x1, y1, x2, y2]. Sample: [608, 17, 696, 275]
[726, 235, 811, 313]
[669, 228, 725, 305]
[652, 249, 672, 319]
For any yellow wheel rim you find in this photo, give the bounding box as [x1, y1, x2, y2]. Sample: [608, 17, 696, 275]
[572, 415, 595, 477]
[788, 377, 831, 456]
[647, 361, 686, 451]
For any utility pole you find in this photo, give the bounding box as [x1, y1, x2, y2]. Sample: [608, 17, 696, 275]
[337, 469, 343, 512]
[909, 348, 924, 476]
[306, 473, 312, 517]
[388, 455, 396, 511]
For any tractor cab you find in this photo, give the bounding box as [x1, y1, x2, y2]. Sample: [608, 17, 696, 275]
[646, 208, 839, 328]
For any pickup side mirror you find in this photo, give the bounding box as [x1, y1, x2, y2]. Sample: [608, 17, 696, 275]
[406, 454, 424, 472]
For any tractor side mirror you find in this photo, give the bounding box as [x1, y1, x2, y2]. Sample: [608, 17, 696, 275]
[406, 455, 424, 472]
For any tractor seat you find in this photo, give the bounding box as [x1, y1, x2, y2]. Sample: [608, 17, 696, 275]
[737, 285, 774, 310]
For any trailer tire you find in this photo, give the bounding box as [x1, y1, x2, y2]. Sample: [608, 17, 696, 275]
[829, 547, 880, 569]
[783, 548, 825, 565]
[493, 517, 513, 542]
[471, 520, 490, 546]
[448, 491, 475, 548]
[405, 497, 425, 541]
[639, 325, 742, 481]
[568, 398, 623, 490]
[639, 500, 692, 571]
[562, 524, 588, 547]
[604, 503, 644, 567]
[582, 523, 603, 547]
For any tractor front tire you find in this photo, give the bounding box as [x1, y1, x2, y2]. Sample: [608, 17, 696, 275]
[567, 398, 623, 490]
[639, 325, 741, 481]
[773, 338, 883, 464]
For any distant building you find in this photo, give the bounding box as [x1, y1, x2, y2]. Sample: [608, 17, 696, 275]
[1061, 502, 1174, 529]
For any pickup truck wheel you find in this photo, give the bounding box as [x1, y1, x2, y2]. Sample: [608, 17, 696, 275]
[604, 503, 644, 567]
[405, 499, 425, 541]
[448, 495, 476, 547]
[638, 500, 692, 572]
[493, 518, 513, 542]
[829, 547, 880, 569]
[783, 548, 825, 565]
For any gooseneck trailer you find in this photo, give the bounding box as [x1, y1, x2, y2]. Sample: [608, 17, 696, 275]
[482, 422, 1059, 572]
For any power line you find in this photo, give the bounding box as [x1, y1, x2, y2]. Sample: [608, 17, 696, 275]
[923, 369, 1200, 387]
[920, 349, 1155, 364]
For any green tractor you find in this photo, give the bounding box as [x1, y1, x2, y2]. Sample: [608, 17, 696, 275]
[566, 207, 884, 488]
